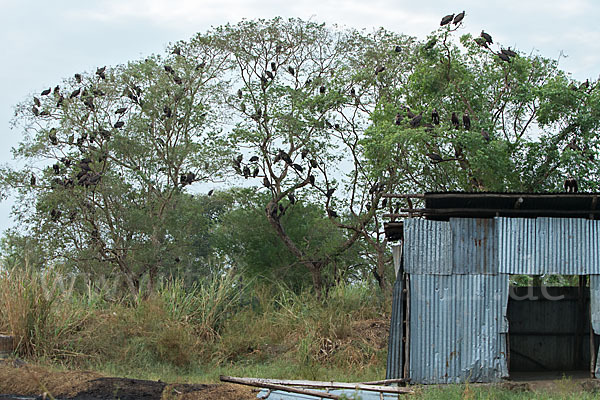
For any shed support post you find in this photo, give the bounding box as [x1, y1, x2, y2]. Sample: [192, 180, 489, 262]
[386, 244, 405, 380]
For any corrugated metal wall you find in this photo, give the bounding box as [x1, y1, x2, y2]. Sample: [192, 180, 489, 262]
[404, 219, 452, 274]
[406, 217, 600, 275]
[498, 217, 600, 275]
[409, 274, 509, 383]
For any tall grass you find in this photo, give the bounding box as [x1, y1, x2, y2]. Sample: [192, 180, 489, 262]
[0, 267, 389, 381]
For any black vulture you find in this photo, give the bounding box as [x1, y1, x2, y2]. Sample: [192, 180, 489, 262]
[350, 87, 356, 96]
[30, 174, 36, 186]
[327, 208, 338, 218]
[564, 176, 578, 193]
[41, 88, 51, 96]
[164, 65, 174, 74]
[243, 166, 250, 178]
[481, 31, 493, 44]
[501, 48, 517, 58]
[427, 153, 443, 162]
[172, 46, 181, 55]
[410, 112, 423, 128]
[50, 209, 61, 222]
[497, 52, 510, 62]
[474, 37, 489, 48]
[173, 75, 183, 85]
[48, 129, 58, 145]
[266, 70, 274, 80]
[115, 107, 127, 114]
[405, 106, 415, 119]
[208, 189, 214, 196]
[395, 113, 402, 126]
[186, 172, 195, 183]
[319, 85, 326, 94]
[375, 66, 385, 75]
[308, 175, 315, 185]
[252, 167, 259, 178]
[326, 188, 335, 198]
[249, 155, 259, 162]
[463, 113, 471, 130]
[114, 121, 125, 128]
[440, 14, 454, 26]
[237, 89, 243, 98]
[394, 45, 402, 52]
[53, 163, 60, 174]
[292, 163, 304, 173]
[33, 97, 41, 107]
[69, 88, 81, 98]
[382, 198, 387, 208]
[580, 79, 590, 91]
[451, 112, 459, 129]
[56, 95, 64, 107]
[453, 11, 465, 24]
[40, 111, 50, 116]
[53, 85, 60, 95]
[271, 62, 277, 71]
[288, 66, 295, 75]
[481, 129, 490, 142]
[263, 177, 271, 188]
[288, 193, 296, 204]
[84, 97, 95, 111]
[32, 106, 39, 116]
[301, 149, 309, 159]
[432, 108, 440, 125]
[163, 106, 172, 118]
[96, 66, 106, 79]
[310, 159, 318, 168]
[74, 73, 82, 83]
[423, 38, 437, 51]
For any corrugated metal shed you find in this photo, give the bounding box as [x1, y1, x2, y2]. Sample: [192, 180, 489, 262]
[408, 274, 509, 383]
[451, 219, 497, 275]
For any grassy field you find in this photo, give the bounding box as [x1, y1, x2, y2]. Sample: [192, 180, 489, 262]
[1, 267, 599, 399]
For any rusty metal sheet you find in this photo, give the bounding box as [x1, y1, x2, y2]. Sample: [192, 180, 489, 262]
[451, 218, 497, 275]
[404, 219, 452, 275]
[408, 274, 509, 384]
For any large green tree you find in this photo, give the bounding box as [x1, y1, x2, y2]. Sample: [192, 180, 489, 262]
[1, 38, 231, 294]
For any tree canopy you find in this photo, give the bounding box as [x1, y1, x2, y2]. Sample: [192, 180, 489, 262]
[1, 16, 598, 295]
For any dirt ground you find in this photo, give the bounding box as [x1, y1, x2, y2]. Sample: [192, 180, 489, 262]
[3, 359, 600, 399]
[0, 359, 256, 400]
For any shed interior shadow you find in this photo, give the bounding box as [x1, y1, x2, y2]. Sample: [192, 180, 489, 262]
[507, 275, 599, 379]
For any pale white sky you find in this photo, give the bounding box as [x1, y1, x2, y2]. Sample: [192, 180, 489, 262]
[1, 0, 599, 233]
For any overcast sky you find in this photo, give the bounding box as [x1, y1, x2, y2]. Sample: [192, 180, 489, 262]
[1, 0, 599, 233]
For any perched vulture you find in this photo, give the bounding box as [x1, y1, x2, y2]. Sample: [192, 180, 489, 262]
[395, 113, 402, 126]
[375, 66, 385, 75]
[271, 62, 277, 71]
[114, 121, 125, 128]
[410, 112, 423, 128]
[481, 31, 493, 44]
[481, 129, 490, 142]
[451, 112, 459, 129]
[287, 66, 295, 75]
[564, 177, 578, 193]
[74, 73, 82, 83]
[440, 14, 454, 26]
[453, 11, 465, 24]
[249, 155, 259, 162]
[432, 108, 440, 125]
[497, 52, 510, 62]
[33, 97, 41, 107]
[69, 88, 81, 99]
[41, 88, 51, 96]
[427, 153, 443, 162]
[463, 113, 471, 130]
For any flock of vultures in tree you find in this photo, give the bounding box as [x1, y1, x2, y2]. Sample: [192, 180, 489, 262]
[26, 11, 589, 226]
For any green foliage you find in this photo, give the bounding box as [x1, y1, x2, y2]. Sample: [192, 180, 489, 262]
[362, 25, 599, 193]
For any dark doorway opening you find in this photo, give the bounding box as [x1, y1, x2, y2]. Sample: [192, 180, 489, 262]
[507, 276, 597, 378]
